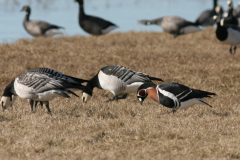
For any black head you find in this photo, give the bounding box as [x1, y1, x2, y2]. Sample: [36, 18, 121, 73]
[228, 0, 233, 9]
[75, 0, 83, 5]
[137, 82, 157, 105]
[21, 5, 31, 13]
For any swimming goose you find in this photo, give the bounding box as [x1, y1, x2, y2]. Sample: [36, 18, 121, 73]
[138, 16, 202, 38]
[1, 68, 90, 114]
[213, 13, 240, 54]
[21, 6, 64, 37]
[137, 82, 216, 114]
[195, 0, 222, 26]
[81, 65, 163, 103]
[75, 0, 118, 35]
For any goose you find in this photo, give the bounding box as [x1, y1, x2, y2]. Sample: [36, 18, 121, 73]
[195, 0, 222, 26]
[21, 6, 64, 37]
[1, 68, 90, 114]
[81, 65, 163, 103]
[222, 0, 239, 28]
[138, 16, 202, 38]
[233, 1, 240, 17]
[74, 0, 118, 35]
[213, 13, 240, 54]
[137, 82, 216, 114]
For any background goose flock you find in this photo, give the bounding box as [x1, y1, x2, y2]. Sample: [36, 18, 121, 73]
[1, 0, 240, 159]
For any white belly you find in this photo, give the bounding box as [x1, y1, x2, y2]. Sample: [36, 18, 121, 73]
[45, 29, 63, 37]
[101, 26, 118, 34]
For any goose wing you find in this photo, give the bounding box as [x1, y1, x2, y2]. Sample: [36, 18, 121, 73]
[85, 15, 117, 29]
[16, 68, 87, 93]
[100, 65, 151, 85]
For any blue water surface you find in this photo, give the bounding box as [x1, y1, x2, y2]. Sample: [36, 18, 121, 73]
[0, 0, 239, 43]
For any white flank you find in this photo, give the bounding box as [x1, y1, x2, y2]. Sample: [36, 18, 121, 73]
[157, 86, 179, 107]
[98, 70, 143, 96]
[123, 82, 144, 94]
[14, 78, 35, 99]
[101, 26, 118, 34]
[14, 77, 69, 101]
[98, 70, 125, 95]
[223, 28, 240, 45]
[179, 98, 204, 109]
[45, 29, 63, 37]
[180, 26, 202, 34]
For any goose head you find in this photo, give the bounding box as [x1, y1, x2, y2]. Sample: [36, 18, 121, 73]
[21, 5, 31, 13]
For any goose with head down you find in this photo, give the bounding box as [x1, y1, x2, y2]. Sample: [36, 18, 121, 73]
[1, 68, 90, 114]
[82, 65, 163, 103]
[137, 82, 216, 114]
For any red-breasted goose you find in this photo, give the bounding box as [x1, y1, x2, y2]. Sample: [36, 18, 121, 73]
[137, 82, 216, 114]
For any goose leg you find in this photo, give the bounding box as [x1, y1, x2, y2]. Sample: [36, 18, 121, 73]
[34, 101, 39, 109]
[105, 94, 129, 103]
[233, 46, 237, 54]
[40, 101, 43, 109]
[45, 101, 51, 115]
[29, 100, 34, 113]
[105, 96, 118, 102]
[229, 46, 233, 54]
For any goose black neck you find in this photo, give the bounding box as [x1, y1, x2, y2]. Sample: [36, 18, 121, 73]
[2, 80, 16, 97]
[25, 11, 30, 21]
[213, 0, 217, 9]
[78, 3, 85, 20]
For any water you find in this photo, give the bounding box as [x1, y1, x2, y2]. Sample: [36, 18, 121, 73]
[0, 0, 239, 43]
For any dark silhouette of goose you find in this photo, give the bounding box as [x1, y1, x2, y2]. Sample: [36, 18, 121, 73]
[138, 16, 202, 38]
[21, 6, 64, 37]
[195, 0, 223, 26]
[74, 0, 118, 35]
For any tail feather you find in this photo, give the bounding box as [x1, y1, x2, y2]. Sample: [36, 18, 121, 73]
[196, 89, 217, 98]
[50, 25, 65, 29]
[198, 98, 213, 107]
[66, 89, 79, 97]
[149, 76, 164, 82]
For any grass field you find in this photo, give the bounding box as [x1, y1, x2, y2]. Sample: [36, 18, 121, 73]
[0, 28, 240, 159]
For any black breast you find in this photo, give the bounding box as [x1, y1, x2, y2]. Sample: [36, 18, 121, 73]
[216, 24, 228, 41]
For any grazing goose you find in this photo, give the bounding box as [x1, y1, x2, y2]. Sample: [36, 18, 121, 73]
[213, 14, 240, 54]
[1, 68, 90, 114]
[82, 65, 163, 103]
[195, 0, 222, 26]
[21, 6, 64, 37]
[138, 16, 202, 38]
[75, 0, 118, 35]
[137, 82, 216, 114]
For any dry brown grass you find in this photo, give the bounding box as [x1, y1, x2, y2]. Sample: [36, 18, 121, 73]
[0, 28, 240, 159]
